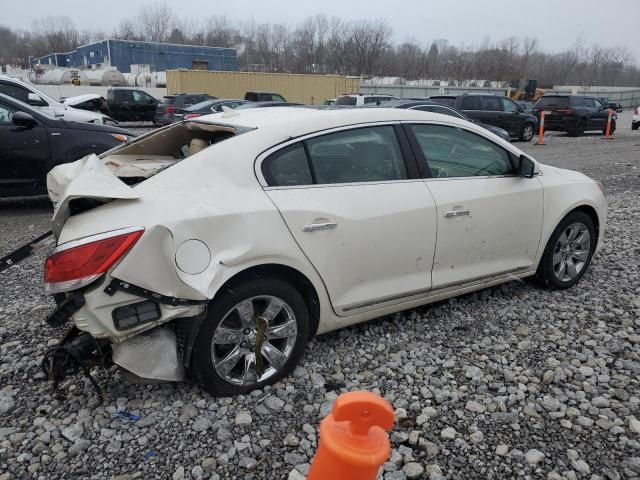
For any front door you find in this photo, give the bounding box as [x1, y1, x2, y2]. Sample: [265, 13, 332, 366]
[262, 125, 438, 314]
[500, 97, 523, 136]
[405, 123, 543, 289]
[0, 101, 50, 196]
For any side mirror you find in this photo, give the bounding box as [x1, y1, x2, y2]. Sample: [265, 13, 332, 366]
[12, 111, 37, 128]
[27, 92, 47, 107]
[519, 154, 535, 178]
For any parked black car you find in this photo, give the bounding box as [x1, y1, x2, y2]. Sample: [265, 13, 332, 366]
[174, 98, 248, 121]
[154, 93, 214, 126]
[0, 93, 134, 197]
[381, 100, 511, 142]
[235, 101, 303, 109]
[607, 101, 622, 112]
[244, 91, 286, 102]
[532, 95, 616, 136]
[429, 93, 537, 141]
[106, 87, 159, 122]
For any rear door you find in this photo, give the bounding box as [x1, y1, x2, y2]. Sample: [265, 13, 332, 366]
[405, 123, 543, 289]
[459, 96, 487, 123]
[0, 101, 50, 194]
[480, 95, 505, 130]
[262, 124, 437, 315]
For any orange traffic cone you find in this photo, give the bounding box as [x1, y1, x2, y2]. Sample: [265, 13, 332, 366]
[307, 391, 395, 480]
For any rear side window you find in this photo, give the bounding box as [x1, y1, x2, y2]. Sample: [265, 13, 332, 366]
[460, 96, 481, 110]
[335, 96, 357, 106]
[262, 126, 408, 186]
[482, 96, 503, 111]
[307, 126, 407, 184]
[262, 143, 313, 187]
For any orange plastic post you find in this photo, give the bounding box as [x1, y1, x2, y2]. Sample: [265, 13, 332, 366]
[604, 109, 613, 139]
[307, 391, 395, 480]
[537, 110, 545, 145]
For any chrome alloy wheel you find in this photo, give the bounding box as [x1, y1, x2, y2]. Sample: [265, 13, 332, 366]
[211, 295, 298, 386]
[552, 222, 591, 282]
[522, 124, 534, 141]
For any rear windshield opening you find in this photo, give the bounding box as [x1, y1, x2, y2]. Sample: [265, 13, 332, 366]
[100, 121, 249, 184]
[535, 97, 570, 108]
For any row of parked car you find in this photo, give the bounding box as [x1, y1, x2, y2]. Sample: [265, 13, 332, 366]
[0, 71, 633, 199]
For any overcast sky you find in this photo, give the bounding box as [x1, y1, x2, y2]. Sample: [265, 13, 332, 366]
[3, 0, 639, 63]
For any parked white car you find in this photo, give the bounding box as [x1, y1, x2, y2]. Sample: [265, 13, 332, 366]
[0, 75, 113, 124]
[633, 106, 640, 130]
[335, 93, 400, 106]
[42, 107, 607, 396]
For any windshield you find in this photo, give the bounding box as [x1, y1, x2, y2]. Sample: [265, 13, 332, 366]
[335, 96, 357, 106]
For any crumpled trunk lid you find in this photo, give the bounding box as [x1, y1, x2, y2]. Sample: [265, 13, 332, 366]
[48, 154, 140, 237]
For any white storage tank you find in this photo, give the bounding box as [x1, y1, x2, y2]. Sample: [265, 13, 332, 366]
[33, 68, 89, 85]
[85, 69, 127, 86]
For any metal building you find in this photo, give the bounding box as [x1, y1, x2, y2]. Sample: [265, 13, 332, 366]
[31, 40, 238, 73]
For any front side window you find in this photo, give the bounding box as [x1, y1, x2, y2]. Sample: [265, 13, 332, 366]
[583, 98, 595, 108]
[409, 124, 514, 178]
[0, 102, 15, 124]
[262, 143, 313, 187]
[132, 91, 145, 102]
[502, 98, 519, 112]
[0, 83, 30, 103]
[306, 126, 407, 184]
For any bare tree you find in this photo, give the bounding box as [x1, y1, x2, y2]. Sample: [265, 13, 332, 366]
[138, 3, 173, 43]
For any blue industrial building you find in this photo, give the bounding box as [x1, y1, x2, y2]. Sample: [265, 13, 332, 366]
[31, 40, 238, 73]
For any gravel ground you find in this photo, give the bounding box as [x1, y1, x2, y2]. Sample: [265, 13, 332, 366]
[0, 112, 639, 480]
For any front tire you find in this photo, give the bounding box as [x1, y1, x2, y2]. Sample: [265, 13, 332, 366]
[191, 277, 309, 396]
[536, 211, 596, 290]
[520, 122, 535, 141]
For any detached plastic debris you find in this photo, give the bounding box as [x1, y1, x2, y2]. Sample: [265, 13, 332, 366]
[144, 450, 156, 461]
[112, 411, 141, 422]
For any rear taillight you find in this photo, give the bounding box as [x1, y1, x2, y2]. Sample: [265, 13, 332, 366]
[558, 109, 574, 115]
[44, 227, 144, 295]
[165, 105, 175, 115]
[184, 113, 202, 120]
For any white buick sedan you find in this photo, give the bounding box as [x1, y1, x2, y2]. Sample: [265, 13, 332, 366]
[43, 107, 606, 396]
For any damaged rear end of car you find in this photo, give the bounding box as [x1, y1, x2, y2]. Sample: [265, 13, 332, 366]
[41, 116, 257, 398]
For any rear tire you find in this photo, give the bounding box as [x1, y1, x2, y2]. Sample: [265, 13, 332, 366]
[190, 277, 309, 396]
[535, 211, 596, 290]
[519, 122, 535, 142]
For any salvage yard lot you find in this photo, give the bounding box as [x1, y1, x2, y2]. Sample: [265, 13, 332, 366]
[0, 115, 639, 479]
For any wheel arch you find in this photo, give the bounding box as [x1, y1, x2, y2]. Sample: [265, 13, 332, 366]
[181, 263, 321, 370]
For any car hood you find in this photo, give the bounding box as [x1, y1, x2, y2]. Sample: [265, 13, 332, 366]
[48, 154, 141, 237]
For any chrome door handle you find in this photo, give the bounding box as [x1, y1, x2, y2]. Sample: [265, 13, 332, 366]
[302, 222, 337, 232]
[444, 209, 470, 218]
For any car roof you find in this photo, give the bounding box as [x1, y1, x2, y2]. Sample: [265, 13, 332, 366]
[195, 105, 476, 135]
